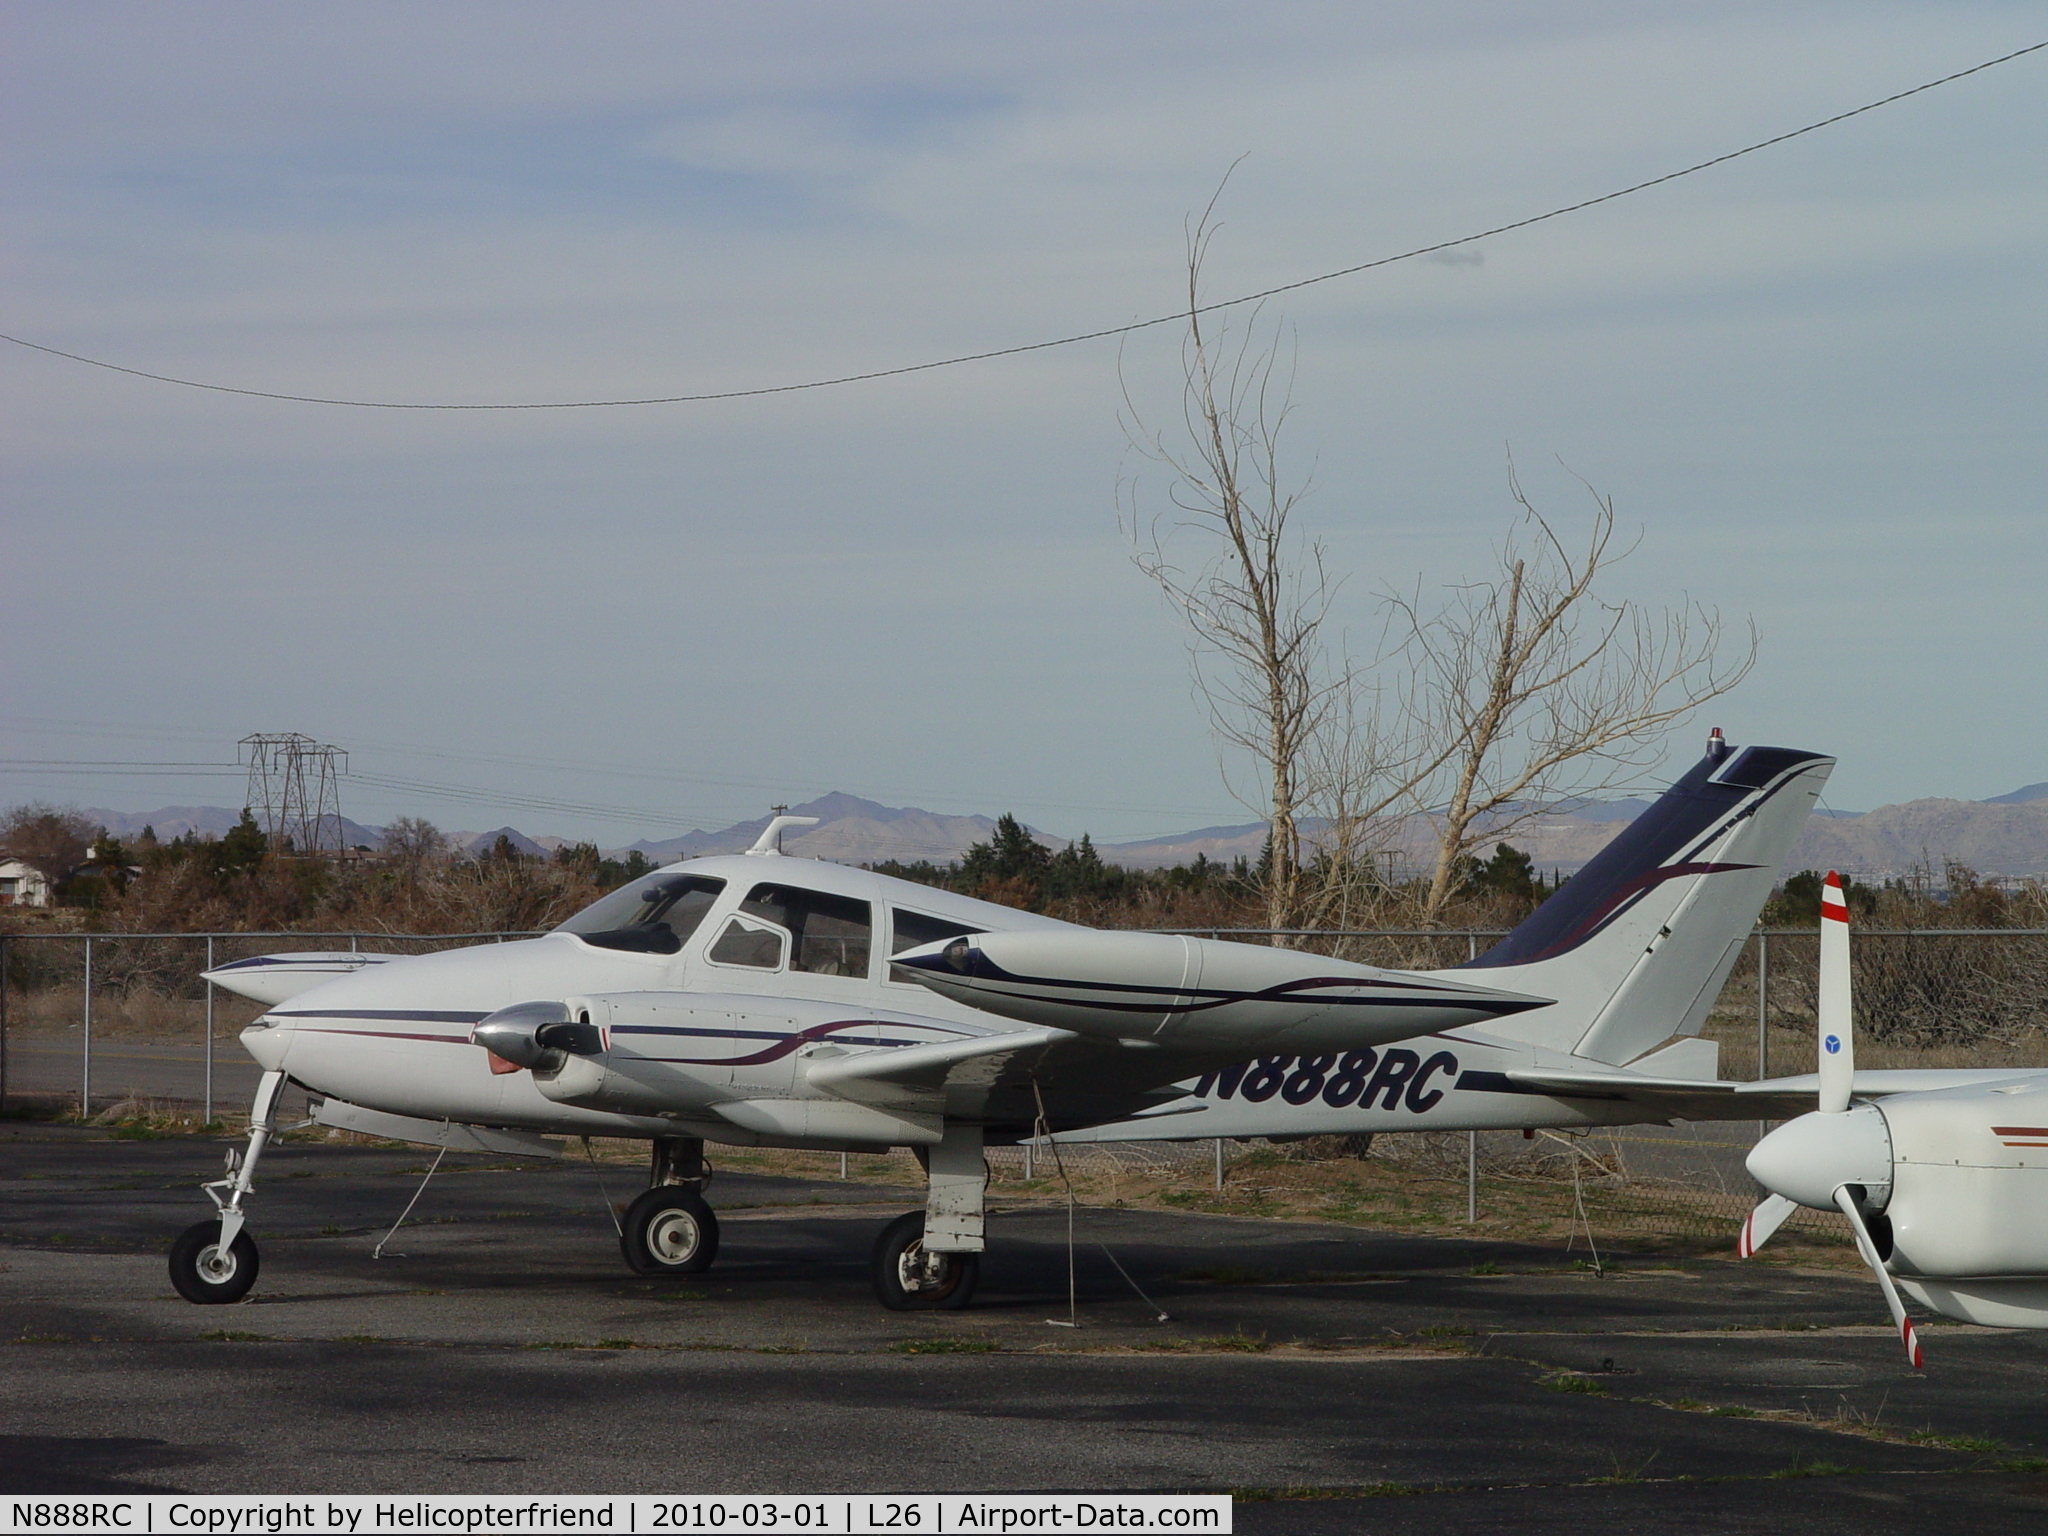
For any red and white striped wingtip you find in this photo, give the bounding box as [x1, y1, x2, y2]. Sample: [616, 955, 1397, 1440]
[1738, 1209, 1759, 1259]
[1821, 869, 1849, 924]
[1902, 1317, 1924, 1371]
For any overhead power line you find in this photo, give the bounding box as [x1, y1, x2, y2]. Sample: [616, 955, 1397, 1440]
[2, 39, 2041, 411]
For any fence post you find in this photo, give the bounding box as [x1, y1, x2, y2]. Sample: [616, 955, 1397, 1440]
[1213, 1137, 1224, 1192]
[1468, 1132, 1478, 1223]
[1755, 931, 1768, 1081]
[204, 935, 215, 1126]
[82, 935, 93, 1115]
[1755, 930, 1770, 1144]
[1468, 933, 1478, 961]
[1023, 1141, 1034, 1181]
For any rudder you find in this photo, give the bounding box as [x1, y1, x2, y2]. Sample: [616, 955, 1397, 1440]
[1432, 736, 1833, 1062]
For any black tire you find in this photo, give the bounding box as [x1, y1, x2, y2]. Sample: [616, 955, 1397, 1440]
[872, 1211, 978, 1311]
[621, 1187, 720, 1276]
[169, 1220, 260, 1305]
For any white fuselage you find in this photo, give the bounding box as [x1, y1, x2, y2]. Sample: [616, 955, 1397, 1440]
[239, 856, 1071, 1144]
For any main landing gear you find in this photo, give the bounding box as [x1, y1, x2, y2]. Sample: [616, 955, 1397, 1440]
[871, 1122, 986, 1311]
[872, 1212, 978, 1310]
[169, 1068, 286, 1304]
[169, 1101, 991, 1312]
[620, 1136, 720, 1276]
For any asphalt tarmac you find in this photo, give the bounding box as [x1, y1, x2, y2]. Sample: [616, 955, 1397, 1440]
[5, 1122, 2047, 1533]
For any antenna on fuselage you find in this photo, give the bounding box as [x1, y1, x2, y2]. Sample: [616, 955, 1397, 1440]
[747, 808, 820, 856]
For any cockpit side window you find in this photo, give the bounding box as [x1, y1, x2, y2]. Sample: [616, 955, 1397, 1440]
[739, 883, 873, 977]
[556, 875, 727, 955]
[706, 914, 788, 970]
[889, 908, 985, 956]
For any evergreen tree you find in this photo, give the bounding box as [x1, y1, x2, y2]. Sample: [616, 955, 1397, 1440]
[215, 809, 269, 878]
[960, 814, 1052, 885]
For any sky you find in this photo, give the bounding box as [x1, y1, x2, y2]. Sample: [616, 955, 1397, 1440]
[3, 2, 2043, 851]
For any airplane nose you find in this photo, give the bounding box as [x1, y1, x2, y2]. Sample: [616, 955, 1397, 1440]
[1745, 1102, 1893, 1211]
[239, 1019, 292, 1072]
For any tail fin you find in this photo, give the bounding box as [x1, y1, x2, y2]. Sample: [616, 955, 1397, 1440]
[1437, 735, 1833, 1064]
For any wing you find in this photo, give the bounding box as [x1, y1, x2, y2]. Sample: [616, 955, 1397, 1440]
[804, 1026, 1271, 1133]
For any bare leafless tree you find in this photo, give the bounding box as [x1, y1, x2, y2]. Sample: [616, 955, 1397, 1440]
[1389, 465, 1757, 921]
[1121, 197, 1365, 932]
[1126, 189, 1755, 934]
[379, 816, 447, 888]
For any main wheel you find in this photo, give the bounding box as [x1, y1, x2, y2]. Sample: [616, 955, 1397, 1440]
[872, 1212, 978, 1311]
[621, 1187, 720, 1276]
[169, 1220, 260, 1305]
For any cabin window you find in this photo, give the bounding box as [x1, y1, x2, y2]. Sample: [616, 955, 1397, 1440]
[889, 908, 985, 956]
[737, 883, 873, 977]
[556, 875, 727, 955]
[706, 914, 789, 970]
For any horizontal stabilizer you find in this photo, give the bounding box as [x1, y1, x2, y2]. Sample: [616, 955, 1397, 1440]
[1748, 1068, 2048, 1097]
[1505, 1067, 1740, 1096]
[1496, 1067, 1813, 1119]
[1500, 1065, 2048, 1121]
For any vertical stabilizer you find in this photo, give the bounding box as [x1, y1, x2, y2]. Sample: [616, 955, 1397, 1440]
[1433, 739, 1833, 1062]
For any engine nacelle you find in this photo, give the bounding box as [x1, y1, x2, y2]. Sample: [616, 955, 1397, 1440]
[1880, 1078, 2048, 1280]
[890, 929, 1550, 1052]
[520, 993, 748, 1119]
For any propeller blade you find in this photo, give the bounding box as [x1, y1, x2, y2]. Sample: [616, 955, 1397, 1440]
[1818, 871, 1855, 1114]
[1832, 1186, 1923, 1369]
[1738, 1193, 1799, 1258]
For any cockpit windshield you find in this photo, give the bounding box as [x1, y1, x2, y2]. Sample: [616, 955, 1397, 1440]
[555, 874, 727, 955]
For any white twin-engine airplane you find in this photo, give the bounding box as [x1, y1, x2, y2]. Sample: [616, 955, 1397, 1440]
[169, 732, 1882, 1312]
[1738, 873, 2048, 1364]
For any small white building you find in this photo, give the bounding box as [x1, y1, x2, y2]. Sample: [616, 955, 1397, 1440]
[0, 858, 52, 907]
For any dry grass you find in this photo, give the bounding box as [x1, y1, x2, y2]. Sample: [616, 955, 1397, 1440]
[3, 982, 265, 1041]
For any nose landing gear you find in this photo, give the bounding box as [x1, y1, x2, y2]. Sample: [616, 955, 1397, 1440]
[169, 1068, 286, 1305]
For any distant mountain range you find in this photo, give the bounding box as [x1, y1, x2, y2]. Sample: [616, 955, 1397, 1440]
[66, 778, 2048, 880]
[619, 792, 1011, 867]
[1987, 782, 2048, 806]
[73, 804, 388, 849]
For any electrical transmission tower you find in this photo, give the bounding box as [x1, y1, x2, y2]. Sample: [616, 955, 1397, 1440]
[239, 734, 348, 855]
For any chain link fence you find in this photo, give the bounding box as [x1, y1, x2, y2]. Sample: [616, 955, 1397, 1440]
[4, 925, 2044, 1255]
[0, 930, 540, 1121]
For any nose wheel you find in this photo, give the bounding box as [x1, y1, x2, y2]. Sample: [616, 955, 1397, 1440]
[169, 1219, 260, 1304]
[872, 1211, 978, 1311]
